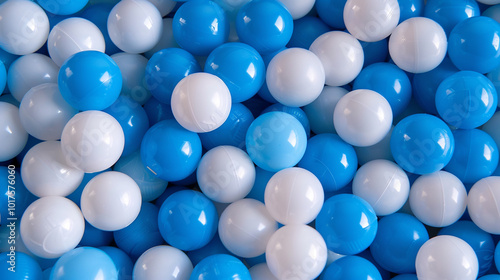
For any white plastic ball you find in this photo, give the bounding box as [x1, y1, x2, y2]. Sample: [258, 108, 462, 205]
[197, 146, 255, 203]
[303, 86, 348, 135]
[468, 176, 500, 234]
[61, 110, 125, 173]
[352, 159, 410, 216]
[266, 48, 325, 107]
[409, 171, 467, 227]
[266, 224, 327, 280]
[344, 0, 400, 42]
[389, 17, 447, 73]
[0, 102, 28, 162]
[107, 0, 163, 54]
[0, 0, 49, 55]
[133, 245, 193, 280]
[278, 0, 315, 20]
[265, 167, 324, 225]
[249, 263, 278, 280]
[111, 52, 151, 105]
[146, 0, 176, 17]
[21, 141, 84, 197]
[19, 83, 78, 141]
[20, 196, 85, 259]
[171, 72, 232, 133]
[309, 31, 364, 87]
[81, 171, 142, 231]
[333, 89, 393, 147]
[219, 199, 278, 258]
[416, 235, 479, 280]
[47, 17, 105, 67]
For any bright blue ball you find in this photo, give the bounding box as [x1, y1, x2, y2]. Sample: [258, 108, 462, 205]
[205, 42, 265, 103]
[316, 194, 378, 255]
[154, 185, 189, 208]
[172, 0, 229, 56]
[424, 0, 479, 36]
[0, 166, 36, 222]
[79, 220, 113, 247]
[448, 16, 500, 74]
[140, 119, 202, 181]
[436, 71, 497, 129]
[359, 39, 389, 67]
[186, 233, 231, 266]
[99, 246, 133, 280]
[0, 60, 6, 95]
[370, 213, 429, 274]
[321, 256, 382, 280]
[398, 0, 424, 23]
[158, 190, 218, 251]
[0, 251, 42, 280]
[80, 3, 121, 55]
[391, 113, 455, 175]
[143, 96, 174, 126]
[315, 0, 347, 29]
[391, 274, 418, 280]
[50, 247, 117, 280]
[497, 241, 500, 274]
[356, 249, 392, 280]
[145, 48, 201, 104]
[189, 254, 251, 280]
[287, 16, 331, 49]
[262, 104, 311, 138]
[354, 62, 412, 117]
[58, 50, 122, 111]
[298, 133, 357, 192]
[245, 166, 275, 203]
[236, 0, 293, 54]
[37, 0, 88, 15]
[479, 275, 500, 280]
[245, 111, 307, 172]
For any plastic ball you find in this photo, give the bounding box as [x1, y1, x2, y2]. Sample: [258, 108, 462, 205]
[235, 0, 293, 54]
[0, 61, 5, 94]
[398, 0, 424, 23]
[321, 255, 383, 280]
[389, 17, 447, 73]
[50, 247, 117, 280]
[0, 251, 43, 280]
[344, 0, 400, 42]
[278, 0, 315, 19]
[158, 190, 218, 251]
[315, 0, 347, 29]
[484, 4, 500, 23]
[80, 3, 121, 56]
[61, 110, 125, 173]
[287, 16, 331, 50]
[0, 0, 49, 55]
[266, 224, 327, 279]
[107, 0, 163, 54]
[482, 111, 500, 148]
[143, 96, 175, 126]
[262, 104, 311, 137]
[99, 246, 133, 280]
[111, 52, 151, 105]
[0, 102, 29, 162]
[81, 171, 142, 231]
[37, 0, 88, 15]
[186, 232, 232, 266]
[147, 0, 176, 16]
[479, 275, 500, 280]
[133, 245, 193, 280]
[423, 0, 480, 36]
[266, 48, 325, 107]
[390, 113, 455, 174]
[245, 166, 274, 203]
[497, 242, 500, 273]
[172, 0, 229, 56]
[303, 86, 347, 135]
[468, 176, 500, 234]
[79, 221, 113, 248]
[249, 263, 279, 280]
[334, 89, 393, 147]
[360, 38, 389, 67]
[309, 31, 364, 86]
[190, 254, 251, 280]
[409, 171, 467, 227]
[20, 196, 84, 258]
[415, 235, 479, 280]
[316, 194, 378, 255]
[392, 274, 418, 280]
[354, 126, 394, 165]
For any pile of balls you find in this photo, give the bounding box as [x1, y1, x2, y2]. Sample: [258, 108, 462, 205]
[1, 0, 500, 279]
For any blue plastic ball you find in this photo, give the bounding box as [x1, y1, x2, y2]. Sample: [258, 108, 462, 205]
[186, 233, 232, 266]
[298, 133, 358, 192]
[391, 113, 455, 174]
[448, 16, 500, 74]
[154, 185, 189, 208]
[143, 96, 174, 126]
[205, 42, 265, 103]
[245, 166, 275, 203]
[235, 0, 293, 54]
[99, 246, 133, 280]
[315, 0, 347, 29]
[144, 48, 201, 105]
[37, 0, 88, 15]
[424, 0, 480, 36]
[261, 104, 311, 138]
[189, 254, 251, 280]
[79, 220, 113, 247]
[398, 0, 424, 23]
[0, 251, 42, 280]
[479, 275, 500, 280]
[140, 119, 202, 181]
[360, 39, 389, 67]
[172, 0, 229, 56]
[0, 166, 36, 222]
[245, 111, 307, 172]
[356, 249, 392, 280]
[0, 60, 6, 94]
[58, 50, 122, 111]
[287, 16, 331, 49]
[80, 3, 121, 55]
[496, 241, 500, 274]
[391, 274, 418, 280]
[316, 194, 378, 255]
[158, 190, 218, 251]
[321, 256, 382, 280]
[50, 247, 117, 280]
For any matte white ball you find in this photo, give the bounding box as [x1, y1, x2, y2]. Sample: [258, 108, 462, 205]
[333, 89, 393, 147]
[468, 176, 500, 234]
[0, 102, 28, 162]
[108, 0, 163, 54]
[47, 17, 105, 67]
[352, 159, 410, 216]
[249, 263, 278, 280]
[265, 167, 324, 225]
[146, 0, 176, 17]
[344, 0, 400, 42]
[197, 146, 255, 203]
[20, 196, 85, 259]
[171, 73, 232, 133]
[21, 141, 84, 197]
[278, 0, 315, 19]
[19, 83, 78, 141]
[133, 245, 193, 280]
[409, 171, 467, 227]
[219, 199, 278, 258]
[266, 48, 325, 107]
[266, 224, 327, 280]
[389, 17, 447, 73]
[0, 0, 49, 55]
[303, 86, 348, 135]
[416, 235, 479, 280]
[61, 111, 125, 173]
[309, 31, 364, 87]
[81, 171, 142, 231]
[111, 52, 151, 105]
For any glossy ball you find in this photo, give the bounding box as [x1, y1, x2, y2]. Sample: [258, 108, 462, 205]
[0, 61, 5, 94]
[99, 246, 133, 280]
[144, 17, 179, 58]
[80, 3, 121, 56]
[468, 176, 500, 234]
[37, 0, 88, 15]
[287, 16, 331, 50]
[262, 104, 311, 138]
[354, 126, 394, 165]
[316, 194, 378, 255]
[249, 263, 278, 280]
[133, 245, 193, 280]
[482, 111, 500, 148]
[278, 0, 314, 19]
[423, 0, 479, 36]
[186, 233, 232, 267]
[497, 241, 500, 273]
[50, 247, 117, 280]
[334, 89, 393, 147]
[398, 0, 424, 23]
[303, 86, 348, 135]
[147, 0, 176, 16]
[0, 251, 42, 280]
[389, 17, 447, 73]
[143, 96, 175, 126]
[20, 196, 84, 258]
[321, 255, 382, 280]
[0, 102, 28, 162]
[315, 0, 347, 29]
[190, 254, 251, 280]
[111, 53, 150, 105]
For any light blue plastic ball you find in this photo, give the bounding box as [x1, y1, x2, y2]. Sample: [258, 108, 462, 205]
[37, 0, 89, 15]
[99, 246, 133, 280]
[189, 254, 251, 280]
[424, 0, 479, 36]
[50, 247, 117, 280]
[0, 251, 42, 280]
[261, 103, 311, 138]
[321, 256, 382, 280]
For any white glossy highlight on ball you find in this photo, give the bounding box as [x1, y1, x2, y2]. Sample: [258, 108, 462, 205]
[468, 176, 500, 234]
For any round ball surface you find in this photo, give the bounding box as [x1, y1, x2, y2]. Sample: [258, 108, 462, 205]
[190, 254, 251, 280]
[303, 86, 348, 134]
[423, 0, 480, 36]
[110, 52, 151, 105]
[50, 247, 118, 280]
[249, 263, 278, 280]
[278, 0, 315, 19]
[468, 176, 500, 234]
[0, 61, 5, 94]
[0, 102, 29, 162]
[321, 255, 383, 280]
[0, 252, 42, 280]
[37, 0, 89, 15]
[133, 246, 193, 280]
